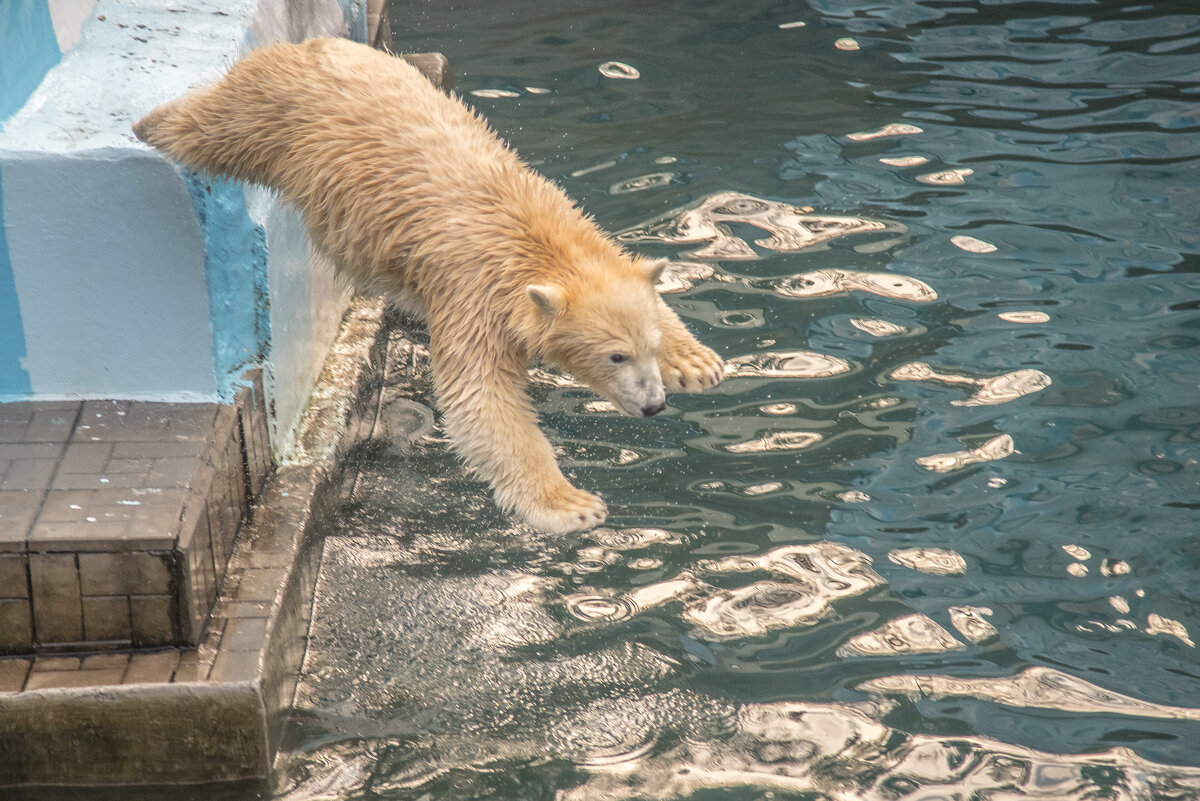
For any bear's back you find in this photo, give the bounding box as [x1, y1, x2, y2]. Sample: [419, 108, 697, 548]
[137, 37, 620, 302]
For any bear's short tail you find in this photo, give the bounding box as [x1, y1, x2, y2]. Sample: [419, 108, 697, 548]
[131, 100, 179, 148]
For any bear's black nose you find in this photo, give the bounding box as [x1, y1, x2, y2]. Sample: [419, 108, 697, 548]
[642, 401, 666, 417]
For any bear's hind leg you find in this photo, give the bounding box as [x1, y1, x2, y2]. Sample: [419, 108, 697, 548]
[656, 298, 725, 391]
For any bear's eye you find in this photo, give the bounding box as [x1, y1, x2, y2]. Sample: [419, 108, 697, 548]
[609, 353, 629, 365]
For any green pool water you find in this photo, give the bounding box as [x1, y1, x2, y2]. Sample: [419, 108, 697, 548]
[273, 2, 1200, 799]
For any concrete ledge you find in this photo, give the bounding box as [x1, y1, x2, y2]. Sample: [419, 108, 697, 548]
[0, 0, 365, 405]
[0, 297, 390, 786]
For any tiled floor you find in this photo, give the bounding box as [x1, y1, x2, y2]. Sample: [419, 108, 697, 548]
[0, 370, 272, 653]
[8, 650, 180, 691]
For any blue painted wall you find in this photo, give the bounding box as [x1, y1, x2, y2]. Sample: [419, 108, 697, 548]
[0, 0, 62, 122]
[0, 0, 60, 397]
[186, 175, 271, 401]
[0, 170, 32, 395]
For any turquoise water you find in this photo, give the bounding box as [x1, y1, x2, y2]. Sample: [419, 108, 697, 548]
[276, 2, 1200, 799]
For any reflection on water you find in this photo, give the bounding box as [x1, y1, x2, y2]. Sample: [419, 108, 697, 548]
[770, 268, 937, 301]
[724, 430, 822, 454]
[468, 88, 521, 99]
[276, 320, 1200, 796]
[837, 613, 965, 657]
[724, 350, 851, 379]
[558, 701, 1200, 801]
[565, 542, 884, 640]
[846, 122, 924, 141]
[950, 233, 998, 253]
[878, 154, 929, 167]
[598, 60, 640, 80]
[588, 526, 682, 550]
[609, 171, 674, 194]
[998, 310, 1050, 324]
[1145, 614, 1195, 648]
[949, 605, 998, 642]
[655, 260, 717, 293]
[269, 1, 1200, 798]
[915, 432, 1016, 472]
[569, 159, 617, 178]
[888, 546, 966, 575]
[890, 362, 1051, 406]
[861, 667, 1200, 722]
[916, 167, 974, 184]
[850, 317, 908, 336]
[618, 191, 896, 260]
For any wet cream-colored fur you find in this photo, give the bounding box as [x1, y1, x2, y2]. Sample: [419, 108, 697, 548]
[133, 37, 723, 533]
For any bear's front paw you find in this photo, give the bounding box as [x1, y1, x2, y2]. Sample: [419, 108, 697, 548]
[522, 485, 608, 533]
[659, 342, 725, 392]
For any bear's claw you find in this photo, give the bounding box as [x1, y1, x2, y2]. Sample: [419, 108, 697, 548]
[660, 343, 725, 392]
[521, 485, 608, 533]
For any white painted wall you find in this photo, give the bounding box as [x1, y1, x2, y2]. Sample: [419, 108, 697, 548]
[245, 187, 351, 458]
[0, 0, 368, 458]
[47, 0, 99, 53]
[1, 153, 217, 401]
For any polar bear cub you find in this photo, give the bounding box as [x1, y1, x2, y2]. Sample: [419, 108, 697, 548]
[133, 37, 723, 532]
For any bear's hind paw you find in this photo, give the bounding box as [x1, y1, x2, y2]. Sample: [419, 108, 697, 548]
[520, 486, 608, 534]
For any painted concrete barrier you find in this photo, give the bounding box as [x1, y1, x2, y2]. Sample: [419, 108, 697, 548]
[0, 0, 369, 459]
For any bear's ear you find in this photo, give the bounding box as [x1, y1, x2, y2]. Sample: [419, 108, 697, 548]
[638, 257, 669, 287]
[527, 284, 565, 316]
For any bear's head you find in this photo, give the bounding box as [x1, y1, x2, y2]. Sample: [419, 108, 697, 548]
[528, 257, 668, 418]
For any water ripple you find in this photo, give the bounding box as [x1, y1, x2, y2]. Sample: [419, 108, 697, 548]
[916, 167, 974, 184]
[998, 310, 1050, 323]
[836, 614, 966, 657]
[655, 260, 717, 293]
[879, 155, 929, 167]
[888, 547, 967, 575]
[850, 317, 909, 336]
[949, 605, 999, 643]
[770, 268, 937, 301]
[860, 666, 1200, 721]
[560, 698, 1200, 800]
[723, 430, 823, 454]
[587, 527, 683, 550]
[846, 122, 925, 141]
[889, 362, 1051, 406]
[598, 61, 640, 80]
[565, 593, 636, 623]
[950, 233, 997, 252]
[270, 2, 1200, 796]
[618, 191, 897, 260]
[915, 433, 1016, 473]
[609, 171, 675, 194]
[725, 350, 851, 379]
